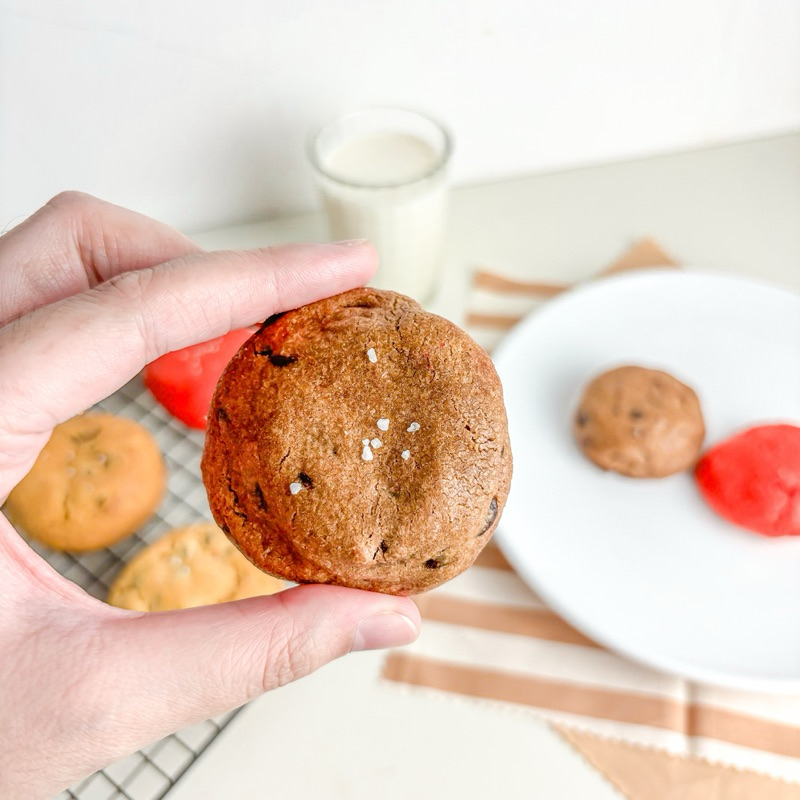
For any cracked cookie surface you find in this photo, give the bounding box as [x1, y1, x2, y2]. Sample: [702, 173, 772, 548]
[108, 521, 285, 611]
[201, 288, 512, 595]
[4, 413, 166, 551]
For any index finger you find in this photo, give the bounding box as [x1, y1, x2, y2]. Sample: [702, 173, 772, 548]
[0, 241, 377, 497]
[0, 192, 201, 325]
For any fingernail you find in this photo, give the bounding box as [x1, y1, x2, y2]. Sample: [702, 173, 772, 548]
[351, 611, 419, 652]
[331, 238, 369, 247]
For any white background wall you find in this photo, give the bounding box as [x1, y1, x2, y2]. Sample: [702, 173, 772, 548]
[1, 0, 799, 233]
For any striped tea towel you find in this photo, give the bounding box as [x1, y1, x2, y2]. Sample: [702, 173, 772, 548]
[382, 239, 800, 799]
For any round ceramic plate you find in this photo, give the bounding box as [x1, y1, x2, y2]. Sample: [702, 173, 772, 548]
[493, 270, 800, 692]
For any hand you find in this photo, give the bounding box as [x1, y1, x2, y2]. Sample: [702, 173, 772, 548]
[0, 193, 421, 799]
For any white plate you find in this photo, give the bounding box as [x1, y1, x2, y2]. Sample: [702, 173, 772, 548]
[493, 270, 800, 692]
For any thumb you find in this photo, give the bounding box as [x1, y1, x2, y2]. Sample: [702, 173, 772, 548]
[94, 585, 419, 752]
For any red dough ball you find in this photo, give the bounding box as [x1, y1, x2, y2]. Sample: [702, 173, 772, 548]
[695, 424, 800, 537]
[145, 329, 253, 430]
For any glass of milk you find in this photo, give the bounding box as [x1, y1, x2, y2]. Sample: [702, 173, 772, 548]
[309, 108, 452, 303]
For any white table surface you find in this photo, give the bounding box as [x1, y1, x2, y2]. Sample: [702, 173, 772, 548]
[173, 133, 800, 800]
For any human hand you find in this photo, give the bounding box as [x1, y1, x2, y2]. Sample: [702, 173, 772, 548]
[0, 193, 421, 799]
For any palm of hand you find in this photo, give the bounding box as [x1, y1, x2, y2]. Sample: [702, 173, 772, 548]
[0, 193, 419, 799]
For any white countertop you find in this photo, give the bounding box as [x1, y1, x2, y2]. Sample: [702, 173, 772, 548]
[173, 133, 800, 800]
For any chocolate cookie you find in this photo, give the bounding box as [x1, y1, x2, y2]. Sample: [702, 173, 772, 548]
[4, 413, 166, 551]
[201, 288, 512, 596]
[108, 522, 285, 611]
[574, 365, 705, 478]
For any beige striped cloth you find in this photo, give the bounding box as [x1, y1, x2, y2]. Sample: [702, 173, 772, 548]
[382, 240, 800, 800]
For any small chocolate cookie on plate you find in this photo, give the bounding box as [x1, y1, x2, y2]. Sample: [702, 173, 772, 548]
[5, 413, 166, 551]
[201, 288, 512, 596]
[108, 522, 285, 612]
[573, 365, 705, 478]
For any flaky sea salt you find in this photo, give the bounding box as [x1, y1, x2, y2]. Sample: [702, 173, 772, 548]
[401, 450, 410, 460]
[367, 348, 377, 363]
[371, 438, 382, 448]
[362, 439, 370, 446]
[361, 445, 374, 461]
[289, 482, 302, 494]
[407, 422, 420, 432]
[377, 418, 390, 431]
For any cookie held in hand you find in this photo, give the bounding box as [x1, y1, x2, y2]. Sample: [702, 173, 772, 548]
[573, 365, 705, 478]
[201, 288, 512, 595]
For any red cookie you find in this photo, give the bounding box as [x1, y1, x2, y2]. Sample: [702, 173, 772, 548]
[695, 424, 800, 537]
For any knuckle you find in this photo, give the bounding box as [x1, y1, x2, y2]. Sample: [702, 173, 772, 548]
[248, 246, 290, 299]
[45, 190, 99, 215]
[261, 597, 317, 692]
[251, 245, 286, 275]
[37, 193, 113, 284]
[254, 245, 280, 262]
[100, 266, 156, 303]
[93, 268, 162, 358]
[263, 619, 301, 691]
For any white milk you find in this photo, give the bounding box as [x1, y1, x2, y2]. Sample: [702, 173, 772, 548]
[311, 111, 450, 302]
[324, 132, 439, 186]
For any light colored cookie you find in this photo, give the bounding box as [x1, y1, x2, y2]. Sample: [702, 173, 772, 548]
[4, 413, 166, 551]
[573, 365, 705, 478]
[108, 521, 285, 611]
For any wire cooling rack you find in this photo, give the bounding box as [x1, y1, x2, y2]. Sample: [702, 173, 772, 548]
[16, 375, 239, 800]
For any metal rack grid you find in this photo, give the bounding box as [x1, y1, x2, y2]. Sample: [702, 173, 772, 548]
[15, 375, 240, 800]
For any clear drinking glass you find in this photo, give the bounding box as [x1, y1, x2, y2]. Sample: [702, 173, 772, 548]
[309, 108, 452, 303]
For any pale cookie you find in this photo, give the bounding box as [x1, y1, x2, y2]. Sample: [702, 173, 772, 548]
[108, 521, 285, 612]
[4, 413, 166, 551]
[574, 365, 705, 478]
